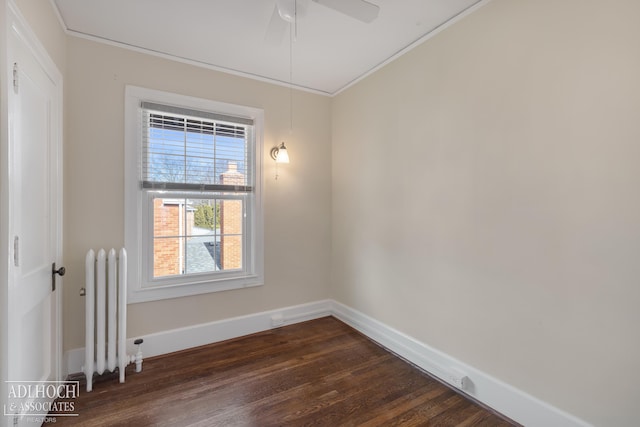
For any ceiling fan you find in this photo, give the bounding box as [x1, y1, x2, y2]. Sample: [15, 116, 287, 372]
[265, 0, 380, 44]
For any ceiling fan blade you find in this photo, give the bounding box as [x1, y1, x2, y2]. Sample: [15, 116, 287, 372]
[265, 4, 289, 45]
[312, 0, 379, 23]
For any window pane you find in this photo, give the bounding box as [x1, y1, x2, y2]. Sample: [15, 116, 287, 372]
[144, 111, 251, 188]
[152, 196, 243, 278]
[153, 197, 184, 237]
[153, 236, 183, 277]
[187, 199, 221, 275]
[220, 199, 243, 271]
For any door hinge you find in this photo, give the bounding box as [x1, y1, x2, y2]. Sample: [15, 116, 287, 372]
[13, 62, 19, 93]
[13, 236, 19, 267]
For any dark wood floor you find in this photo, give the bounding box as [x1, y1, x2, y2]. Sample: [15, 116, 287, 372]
[47, 317, 516, 426]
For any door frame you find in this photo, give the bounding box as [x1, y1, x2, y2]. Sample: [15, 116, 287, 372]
[0, 0, 10, 420]
[1, 1, 64, 422]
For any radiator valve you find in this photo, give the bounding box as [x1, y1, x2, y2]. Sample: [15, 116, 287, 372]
[134, 338, 143, 373]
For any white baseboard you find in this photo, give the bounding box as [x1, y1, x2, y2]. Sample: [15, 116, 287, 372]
[65, 298, 590, 427]
[64, 299, 333, 377]
[330, 301, 591, 427]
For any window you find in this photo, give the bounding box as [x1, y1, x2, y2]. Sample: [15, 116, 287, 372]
[125, 86, 263, 303]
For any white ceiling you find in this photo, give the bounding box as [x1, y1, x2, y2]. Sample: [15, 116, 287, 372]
[53, 0, 486, 95]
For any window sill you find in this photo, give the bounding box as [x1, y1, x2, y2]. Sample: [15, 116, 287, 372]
[127, 275, 264, 304]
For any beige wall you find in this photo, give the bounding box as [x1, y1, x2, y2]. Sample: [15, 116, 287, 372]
[331, 0, 640, 426]
[63, 36, 332, 348]
[14, 0, 66, 73]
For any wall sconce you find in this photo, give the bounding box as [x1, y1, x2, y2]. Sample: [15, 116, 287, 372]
[270, 142, 290, 180]
[270, 142, 290, 164]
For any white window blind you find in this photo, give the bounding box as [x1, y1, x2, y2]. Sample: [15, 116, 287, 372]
[141, 101, 254, 192]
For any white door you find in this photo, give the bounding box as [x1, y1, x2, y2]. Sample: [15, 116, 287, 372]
[6, 5, 63, 425]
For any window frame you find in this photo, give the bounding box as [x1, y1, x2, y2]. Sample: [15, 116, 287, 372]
[124, 86, 264, 303]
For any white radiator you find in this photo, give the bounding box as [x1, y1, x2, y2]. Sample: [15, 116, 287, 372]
[83, 248, 142, 392]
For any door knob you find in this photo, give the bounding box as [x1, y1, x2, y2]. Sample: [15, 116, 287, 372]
[53, 264, 66, 276]
[52, 263, 65, 292]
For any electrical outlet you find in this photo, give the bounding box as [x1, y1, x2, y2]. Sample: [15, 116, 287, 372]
[449, 368, 469, 390]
